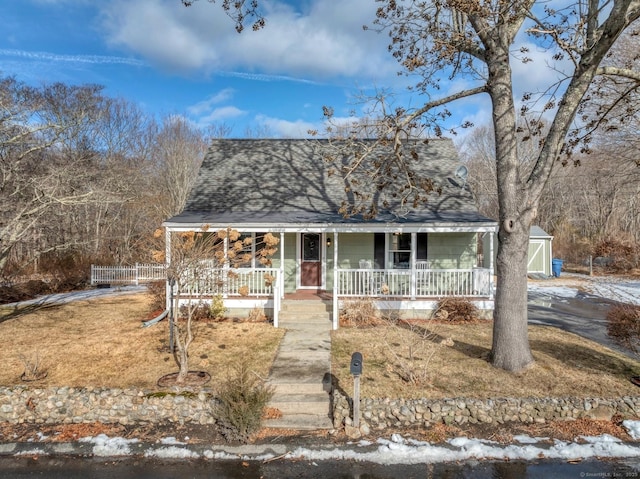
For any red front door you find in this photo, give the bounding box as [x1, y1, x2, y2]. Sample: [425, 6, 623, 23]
[300, 233, 321, 287]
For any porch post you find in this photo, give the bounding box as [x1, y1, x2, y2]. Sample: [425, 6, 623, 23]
[164, 227, 171, 311]
[410, 232, 417, 300]
[223, 235, 229, 298]
[489, 230, 495, 299]
[280, 232, 285, 299]
[332, 232, 339, 330]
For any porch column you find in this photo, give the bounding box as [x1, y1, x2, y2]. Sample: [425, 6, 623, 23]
[280, 232, 285, 299]
[223, 235, 229, 298]
[165, 227, 171, 311]
[332, 232, 339, 330]
[489, 231, 495, 299]
[410, 232, 417, 300]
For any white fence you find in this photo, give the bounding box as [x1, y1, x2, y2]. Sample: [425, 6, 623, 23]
[91, 264, 166, 285]
[337, 267, 492, 298]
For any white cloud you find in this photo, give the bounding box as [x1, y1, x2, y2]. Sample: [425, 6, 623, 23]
[187, 88, 236, 116]
[254, 114, 319, 138]
[98, 0, 397, 82]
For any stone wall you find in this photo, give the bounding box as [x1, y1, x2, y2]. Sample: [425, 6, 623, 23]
[2, 386, 639, 431]
[331, 390, 640, 430]
[0, 387, 216, 426]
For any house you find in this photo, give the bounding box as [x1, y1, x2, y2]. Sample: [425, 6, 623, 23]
[163, 139, 498, 328]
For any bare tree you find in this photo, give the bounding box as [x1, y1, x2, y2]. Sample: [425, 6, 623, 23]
[186, 1, 639, 371]
[150, 116, 212, 219]
[155, 227, 279, 384]
[331, 3, 640, 371]
[0, 78, 102, 276]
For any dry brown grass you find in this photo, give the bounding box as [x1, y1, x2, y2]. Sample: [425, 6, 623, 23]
[331, 320, 640, 399]
[3, 293, 639, 402]
[0, 293, 284, 391]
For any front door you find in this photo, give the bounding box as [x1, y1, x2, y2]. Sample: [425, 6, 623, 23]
[300, 233, 321, 288]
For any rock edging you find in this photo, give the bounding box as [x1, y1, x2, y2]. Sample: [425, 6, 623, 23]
[331, 390, 640, 431]
[0, 386, 216, 426]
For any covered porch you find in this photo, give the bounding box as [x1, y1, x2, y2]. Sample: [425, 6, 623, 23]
[164, 223, 496, 330]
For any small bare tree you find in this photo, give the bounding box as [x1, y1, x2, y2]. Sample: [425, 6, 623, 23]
[154, 227, 279, 385]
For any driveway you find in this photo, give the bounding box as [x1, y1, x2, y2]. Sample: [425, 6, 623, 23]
[527, 273, 640, 357]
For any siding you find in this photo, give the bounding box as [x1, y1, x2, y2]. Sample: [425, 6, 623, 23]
[336, 233, 375, 269]
[428, 233, 477, 269]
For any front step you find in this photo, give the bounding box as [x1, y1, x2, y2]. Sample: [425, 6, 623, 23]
[264, 413, 333, 430]
[266, 297, 333, 430]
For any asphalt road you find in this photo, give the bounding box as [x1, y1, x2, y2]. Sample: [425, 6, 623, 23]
[527, 287, 634, 357]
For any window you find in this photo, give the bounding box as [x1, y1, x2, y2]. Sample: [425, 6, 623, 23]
[388, 233, 411, 269]
[385, 233, 428, 269]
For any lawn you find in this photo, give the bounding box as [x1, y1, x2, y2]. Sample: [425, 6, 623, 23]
[331, 319, 640, 399]
[1, 292, 639, 401]
[0, 293, 284, 391]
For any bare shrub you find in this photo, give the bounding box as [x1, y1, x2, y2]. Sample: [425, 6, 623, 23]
[607, 304, 640, 354]
[215, 361, 274, 443]
[433, 298, 479, 323]
[146, 281, 166, 312]
[340, 298, 381, 327]
[380, 316, 441, 386]
[0, 280, 51, 304]
[247, 307, 267, 322]
[593, 239, 639, 272]
[19, 352, 47, 381]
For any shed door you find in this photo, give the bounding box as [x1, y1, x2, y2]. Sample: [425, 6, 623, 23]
[300, 233, 321, 287]
[527, 240, 545, 273]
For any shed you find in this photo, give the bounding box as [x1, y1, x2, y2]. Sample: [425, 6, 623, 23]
[527, 226, 553, 276]
[482, 226, 553, 276]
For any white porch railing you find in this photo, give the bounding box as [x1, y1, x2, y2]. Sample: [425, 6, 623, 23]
[90, 263, 166, 285]
[336, 267, 492, 298]
[181, 268, 279, 297]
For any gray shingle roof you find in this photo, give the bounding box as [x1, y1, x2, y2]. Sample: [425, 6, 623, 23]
[166, 139, 495, 227]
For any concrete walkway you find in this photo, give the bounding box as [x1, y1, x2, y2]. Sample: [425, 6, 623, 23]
[264, 300, 334, 430]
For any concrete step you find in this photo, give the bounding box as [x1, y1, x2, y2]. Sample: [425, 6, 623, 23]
[278, 313, 332, 322]
[269, 394, 330, 415]
[280, 300, 332, 313]
[264, 413, 333, 430]
[270, 382, 327, 395]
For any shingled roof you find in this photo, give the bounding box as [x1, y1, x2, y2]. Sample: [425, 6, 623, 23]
[165, 139, 495, 228]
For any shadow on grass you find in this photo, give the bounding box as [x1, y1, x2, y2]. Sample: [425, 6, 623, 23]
[0, 301, 62, 323]
[530, 338, 640, 377]
[393, 319, 491, 362]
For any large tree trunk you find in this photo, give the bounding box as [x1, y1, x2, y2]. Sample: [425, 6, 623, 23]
[491, 221, 534, 371]
[485, 35, 535, 372]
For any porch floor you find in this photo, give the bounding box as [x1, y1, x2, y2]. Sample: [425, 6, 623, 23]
[284, 290, 332, 301]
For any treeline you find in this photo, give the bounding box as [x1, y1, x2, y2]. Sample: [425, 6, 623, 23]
[0, 75, 226, 293]
[462, 123, 640, 271]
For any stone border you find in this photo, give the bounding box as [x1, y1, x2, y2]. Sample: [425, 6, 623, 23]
[0, 387, 216, 426]
[331, 390, 640, 431]
[2, 386, 639, 432]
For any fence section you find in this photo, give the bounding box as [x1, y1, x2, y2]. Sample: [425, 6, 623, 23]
[90, 264, 166, 285]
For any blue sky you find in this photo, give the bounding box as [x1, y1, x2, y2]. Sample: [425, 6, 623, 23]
[0, 0, 565, 140]
[0, 0, 408, 138]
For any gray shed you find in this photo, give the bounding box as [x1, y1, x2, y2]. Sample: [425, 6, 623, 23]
[528, 226, 553, 276]
[482, 225, 554, 276]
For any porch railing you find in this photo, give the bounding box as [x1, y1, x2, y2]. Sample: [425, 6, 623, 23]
[336, 267, 492, 298]
[90, 263, 166, 285]
[181, 268, 279, 297]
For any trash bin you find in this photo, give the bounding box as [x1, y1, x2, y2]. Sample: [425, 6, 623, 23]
[552, 258, 563, 277]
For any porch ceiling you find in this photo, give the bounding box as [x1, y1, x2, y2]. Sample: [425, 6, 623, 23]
[163, 209, 496, 233]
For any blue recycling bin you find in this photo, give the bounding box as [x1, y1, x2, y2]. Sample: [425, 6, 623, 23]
[552, 258, 563, 277]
